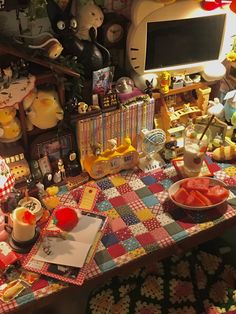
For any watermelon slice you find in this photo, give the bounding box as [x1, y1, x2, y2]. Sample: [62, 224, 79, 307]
[182, 178, 210, 193]
[205, 185, 229, 204]
[185, 191, 206, 207]
[173, 187, 190, 204]
[193, 190, 212, 206]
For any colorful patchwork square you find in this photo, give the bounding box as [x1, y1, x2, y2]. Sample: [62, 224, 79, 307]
[152, 169, 167, 181]
[164, 222, 184, 236]
[208, 163, 222, 173]
[96, 200, 113, 212]
[129, 247, 146, 259]
[96, 178, 114, 190]
[94, 249, 113, 265]
[109, 175, 127, 187]
[135, 232, 156, 246]
[115, 227, 133, 241]
[97, 260, 116, 272]
[103, 187, 121, 199]
[109, 196, 127, 207]
[150, 227, 173, 242]
[224, 177, 236, 187]
[224, 166, 236, 177]
[116, 183, 133, 194]
[160, 178, 174, 190]
[122, 214, 140, 225]
[120, 169, 140, 181]
[110, 217, 127, 232]
[122, 191, 141, 204]
[128, 179, 146, 190]
[135, 186, 153, 199]
[172, 230, 188, 241]
[115, 204, 134, 216]
[176, 218, 195, 230]
[162, 199, 176, 212]
[70, 186, 83, 202]
[149, 204, 164, 216]
[164, 166, 177, 178]
[141, 175, 157, 185]
[148, 183, 164, 194]
[105, 208, 120, 219]
[129, 199, 146, 212]
[156, 213, 175, 226]
[136, 208, 154, 221]
[107, 243, 126, 258]
[129, 222, 148, 236]
[142, 195, 160, 207]
[214, 170, 230, 181]
[156, 191, 169, 204]
[101, 233, 119, 247]
[122, 237, 141, 251]
[143, 218, 161, 231]
[144, 242, 160, 253]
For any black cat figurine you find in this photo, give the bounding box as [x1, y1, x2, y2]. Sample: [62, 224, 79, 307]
[46, 0, 110, 79]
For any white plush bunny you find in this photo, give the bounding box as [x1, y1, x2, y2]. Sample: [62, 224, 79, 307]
[207, 97, 224, 120]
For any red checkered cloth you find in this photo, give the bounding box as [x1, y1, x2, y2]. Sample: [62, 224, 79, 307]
[0, 157, 15, 201]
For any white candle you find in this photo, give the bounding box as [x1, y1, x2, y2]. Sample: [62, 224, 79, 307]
[12, 207, 36, 242]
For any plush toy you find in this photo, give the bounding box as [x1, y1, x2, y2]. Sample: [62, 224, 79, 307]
[212, 145, 236, 161]
[53, 207, 80, 232]
[0, 107, 22, 142]
[23, 90, 64, 130]
[158, 71, 171, 94]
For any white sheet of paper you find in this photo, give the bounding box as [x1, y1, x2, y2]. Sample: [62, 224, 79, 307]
[69, 215, 102, 244]
[34, 238, 91, 268]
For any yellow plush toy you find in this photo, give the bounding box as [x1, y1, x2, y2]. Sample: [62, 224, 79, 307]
[212, 145, 236, 161]
[23, 90, 64, 130]
[0, 107, 22, 142]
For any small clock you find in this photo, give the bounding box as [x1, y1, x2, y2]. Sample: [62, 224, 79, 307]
[98, 12, 129, 49]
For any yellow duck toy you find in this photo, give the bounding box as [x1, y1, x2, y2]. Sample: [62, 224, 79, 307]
[0, 107, 22, 142]
[158, 71, 171, 94]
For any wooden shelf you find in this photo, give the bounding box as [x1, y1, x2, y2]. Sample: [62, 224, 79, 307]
[0, 40, 81, 79]
[152, 82, 206, 99]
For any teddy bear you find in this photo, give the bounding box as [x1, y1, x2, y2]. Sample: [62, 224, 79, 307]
[0, 107, 22, 142]
[23, 89, 64, 130]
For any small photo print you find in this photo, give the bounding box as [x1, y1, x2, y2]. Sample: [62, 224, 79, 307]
[92, 66, 114, 95]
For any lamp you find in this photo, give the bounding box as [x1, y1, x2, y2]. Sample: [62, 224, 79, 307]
[0, 156, 15, 241]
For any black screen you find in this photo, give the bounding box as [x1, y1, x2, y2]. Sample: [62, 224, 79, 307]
[145, 14, 226, 70]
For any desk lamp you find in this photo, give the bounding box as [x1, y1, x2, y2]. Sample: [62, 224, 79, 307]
[0, 156, 15, 241]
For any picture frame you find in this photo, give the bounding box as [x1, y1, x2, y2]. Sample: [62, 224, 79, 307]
[194, 115, 228, 141]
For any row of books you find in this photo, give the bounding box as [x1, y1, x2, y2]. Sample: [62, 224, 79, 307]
[76, 98, 155, 163]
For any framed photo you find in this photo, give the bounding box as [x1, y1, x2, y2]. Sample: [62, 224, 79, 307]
[92, 66, 114, 95]
[30, 130, 76, 171]
[195, 115, 228, 141]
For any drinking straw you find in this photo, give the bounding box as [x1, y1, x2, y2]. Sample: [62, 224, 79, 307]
[198, 114, 215, 142]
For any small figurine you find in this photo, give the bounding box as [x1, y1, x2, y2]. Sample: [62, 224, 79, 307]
[144, 79, 154, 98]
[66, 150, 81, 177]
[91, 143, 102, 156]
[107, 138, 117, 152]
[43, 173, 53, 188]
[158, 71, 171, 94]
[58, 158, 66, 180]
[207, 98, 224, 120]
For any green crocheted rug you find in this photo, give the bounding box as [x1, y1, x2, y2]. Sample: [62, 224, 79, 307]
[87, 250, 236, 314]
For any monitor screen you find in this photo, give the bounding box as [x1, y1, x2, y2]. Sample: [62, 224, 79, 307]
[145, 14, 226, 71]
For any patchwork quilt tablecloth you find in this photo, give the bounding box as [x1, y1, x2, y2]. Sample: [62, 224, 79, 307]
[0, 157, 236, 313]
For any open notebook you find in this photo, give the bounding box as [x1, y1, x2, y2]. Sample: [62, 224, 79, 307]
[23, 207, 108, 285]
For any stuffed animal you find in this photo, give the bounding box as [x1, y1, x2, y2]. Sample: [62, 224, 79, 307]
[0, 107, 22, 142]
[212, 145, 236, 161]
[23, 90, 64, 130]
[46, 0, 110, 79]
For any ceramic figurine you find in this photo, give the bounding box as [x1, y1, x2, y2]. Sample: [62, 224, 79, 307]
[66, 150, 81, 177]
[43, 173, 53, 188]
[144, 79, 154, 98]
[58, 158, 66, 180]
[91, 143, 102, 156]
[158, 71, 171, 94]
[207, 98, 224, 120]
[162, 136, 178, 161]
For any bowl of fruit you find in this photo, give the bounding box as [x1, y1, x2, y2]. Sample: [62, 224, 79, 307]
[168, 177, 229, 211]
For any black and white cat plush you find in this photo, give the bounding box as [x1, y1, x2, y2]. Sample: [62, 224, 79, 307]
[46, 0, 110, 79]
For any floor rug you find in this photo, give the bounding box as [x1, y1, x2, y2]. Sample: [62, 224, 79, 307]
[87, 249, 236, 314]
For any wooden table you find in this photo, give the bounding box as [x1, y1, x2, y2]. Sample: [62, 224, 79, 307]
[1, 157, 236, 314]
